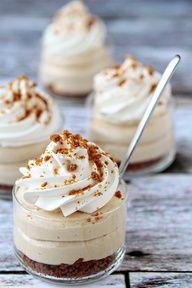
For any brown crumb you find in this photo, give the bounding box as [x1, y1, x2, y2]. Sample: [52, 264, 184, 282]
[22, 175, 31, 179]
[87, 218, 91, 222]
[44, 155, 51, 161]
[67, 163, 78, 172]
[34, 157, 42, 166]
[53, 167, 59, 175]
[35, 109, 43, 120]
[147, 66, 154, 75]
[17, 110, 31, 122]
[130, 61, 138, 69]
[118, 79, 126, 86]
[4, 99, 11, 105]
[69, 185, 92, 196]
[50, 134, 62, 143]
[95, 215, 103, 221]
[115, 191, 122, 199]
[56, 148, 70, 155]
[41, 182, 48, 188]
[87, 145, 103, 180]
[92, 211, 99, 216]
[91, 171, 102, 182]
[13, 92, 21, 101]
[149, 83, 157, 93]
[86, 17, 96, 29]
[77, 155, 85, 160]
[94, 191, 103, 197]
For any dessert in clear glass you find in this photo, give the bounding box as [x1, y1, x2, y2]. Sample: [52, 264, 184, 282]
[13, 130, 127, 284]
[0, 75, 62, 199]
[39, 0, 112, 98]
[88, 55, 175, 174]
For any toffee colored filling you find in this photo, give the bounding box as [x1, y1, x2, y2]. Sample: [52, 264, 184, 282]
[117, 157, 162, 171]
[19, 251, 115, 278]
[46, 85, 89, 98]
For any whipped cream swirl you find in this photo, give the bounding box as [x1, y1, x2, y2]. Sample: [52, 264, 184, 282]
[42, 0, 107, 57]
[0, 76, 62, 147]
[16, 131, 119, 217]
[93, 56, 171, 124]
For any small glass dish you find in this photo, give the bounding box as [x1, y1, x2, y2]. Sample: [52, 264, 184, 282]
[87, 92, 176, 174]
[13, 181, 127, 285]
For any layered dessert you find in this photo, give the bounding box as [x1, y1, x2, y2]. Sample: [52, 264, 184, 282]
[0, 75, 62, 198]
[88, 56, 175, 173]
[13, 130, 127, 283]
[39, 0, 112, 97]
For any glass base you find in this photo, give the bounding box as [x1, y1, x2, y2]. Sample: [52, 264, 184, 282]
[0, 184, 13, 200]
[15, 246, 125, 285]
[125, 149, 175, 175]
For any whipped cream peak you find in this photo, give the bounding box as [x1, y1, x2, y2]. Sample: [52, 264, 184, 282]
[93, 55, 171, 123]
[42, 1, 106, 57]
[0, 75, 50, 125]
[16, 130, 119, 217]
[53, 0, 96, 33]
[0, 76, 62, 147]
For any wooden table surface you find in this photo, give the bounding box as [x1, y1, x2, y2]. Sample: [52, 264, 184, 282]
[0, 1, 192, 287]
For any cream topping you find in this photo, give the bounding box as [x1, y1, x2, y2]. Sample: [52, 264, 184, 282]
[16, 131, 119, 217]
[0, 76, 62, 147]
[93, 56, 171, 124]
[42, 0, 107, 57]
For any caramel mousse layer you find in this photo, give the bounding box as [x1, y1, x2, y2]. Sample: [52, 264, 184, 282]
[14, 187, 126, 265]
[14, 131, 127, 265]
[89, 111, 175, 163]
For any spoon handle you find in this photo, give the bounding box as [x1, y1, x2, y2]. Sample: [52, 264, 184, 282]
[119, 55, 181, 178]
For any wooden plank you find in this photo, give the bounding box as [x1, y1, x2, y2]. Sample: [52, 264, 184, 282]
[130, 272, 192, 288]
[0, 0, 191, 19]
[1, 175, 192, 272]
[0, 273, 126, 287]
[123, 175, 192, 272]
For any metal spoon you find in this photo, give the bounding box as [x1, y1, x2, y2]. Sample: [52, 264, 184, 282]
[119, 55, 181, 178]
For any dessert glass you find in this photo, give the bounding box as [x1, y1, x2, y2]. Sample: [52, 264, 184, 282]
[13, 181, 127, 284]
[39, 0, 112, 98]
[0, 76, 63, 199]
[87, 57, 176, 174]
[88, 95, 175, 174]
